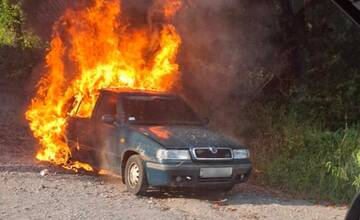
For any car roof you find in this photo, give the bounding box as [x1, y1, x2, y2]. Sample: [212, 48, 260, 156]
[100, 88, 177, 96]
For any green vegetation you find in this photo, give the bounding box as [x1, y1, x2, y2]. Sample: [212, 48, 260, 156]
[244, 1, 360, 203]
[248, 104, 360, 203]
[0, 0, 42, 80]
[269, 124, 360, 202]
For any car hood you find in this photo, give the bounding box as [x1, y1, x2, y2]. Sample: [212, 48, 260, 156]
[132, 125, 242, 149]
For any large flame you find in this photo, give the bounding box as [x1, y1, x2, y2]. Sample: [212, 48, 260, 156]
[26, 0, 182, 171]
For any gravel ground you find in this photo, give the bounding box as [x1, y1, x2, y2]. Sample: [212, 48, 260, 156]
[0, 83, 349, 220]
[0, 161, 348, 220]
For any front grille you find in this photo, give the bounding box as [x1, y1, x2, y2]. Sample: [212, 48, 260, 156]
[192, 148, 232, 160]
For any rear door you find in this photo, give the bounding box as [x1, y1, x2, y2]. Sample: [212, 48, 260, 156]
[67, 102, 96, 165]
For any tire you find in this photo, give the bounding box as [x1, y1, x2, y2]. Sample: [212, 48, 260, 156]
[124, 155, 148, 195]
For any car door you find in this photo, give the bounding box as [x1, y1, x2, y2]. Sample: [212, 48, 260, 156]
[66, 101, 96, 165]
[93, 93, 120, 170]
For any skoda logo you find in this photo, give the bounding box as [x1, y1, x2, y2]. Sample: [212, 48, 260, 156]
[209, 147, 218, 154]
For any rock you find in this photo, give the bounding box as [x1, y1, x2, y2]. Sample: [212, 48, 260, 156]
[160, 206, 170, 211]
[103, 194, 111, 198]
[227, 207, 237, 212]
[220, 198, 228, 203]
[40, 169, 49, 176]
[211, 203, 220, 210]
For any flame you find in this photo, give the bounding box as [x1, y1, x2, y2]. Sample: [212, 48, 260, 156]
[98, 169, 121, 178]
[149, 126, 171, 139]
[26, 0, 182, 171]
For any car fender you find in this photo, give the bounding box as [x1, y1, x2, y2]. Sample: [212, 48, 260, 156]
[122, 129, 165, 163]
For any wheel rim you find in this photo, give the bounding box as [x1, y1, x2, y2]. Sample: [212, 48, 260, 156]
[128, 162, 140, 188]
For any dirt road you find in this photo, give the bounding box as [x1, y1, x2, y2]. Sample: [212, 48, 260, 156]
[0, 84, 348, 220]
[0, 155, 347, 220]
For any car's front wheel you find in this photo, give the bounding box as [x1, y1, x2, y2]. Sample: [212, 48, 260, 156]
[124, 155, 148, 195]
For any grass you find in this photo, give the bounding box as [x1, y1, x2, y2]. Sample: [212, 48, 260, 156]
[246, 103, 360, 203]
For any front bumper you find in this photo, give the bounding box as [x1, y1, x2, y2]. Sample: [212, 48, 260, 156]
[145, 161, 252, 188]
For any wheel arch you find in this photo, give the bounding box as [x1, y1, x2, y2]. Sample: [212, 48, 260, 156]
[121, 150, 140, 183]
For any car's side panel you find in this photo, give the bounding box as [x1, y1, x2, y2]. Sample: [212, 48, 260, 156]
[89, 92, 120, 169]
[94, 122, 120, 170]
[118, 128, 166, 183]
[125, 128, 162, 163]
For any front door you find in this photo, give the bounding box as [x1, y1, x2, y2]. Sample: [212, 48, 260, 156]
[93, 93, 120, 170]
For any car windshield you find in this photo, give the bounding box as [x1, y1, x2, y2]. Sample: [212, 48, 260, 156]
[122, 95, 203, 125]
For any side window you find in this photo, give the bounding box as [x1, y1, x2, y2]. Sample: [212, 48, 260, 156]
[95, 94, 117, 121]
[75, 100, 95, 118]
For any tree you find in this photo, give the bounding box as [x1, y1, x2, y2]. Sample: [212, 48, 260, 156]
[0, 0, 42, 80]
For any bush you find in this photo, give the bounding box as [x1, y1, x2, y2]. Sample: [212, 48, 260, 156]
[0, 0, 43, 80]
[270, 124, 360, 202]
[247, 103, 360, 203]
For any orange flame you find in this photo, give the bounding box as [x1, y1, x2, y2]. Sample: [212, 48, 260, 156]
[26, 0, 182, 171]
[149, 126, 171, 139]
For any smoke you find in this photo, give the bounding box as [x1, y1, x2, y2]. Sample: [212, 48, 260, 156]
[26, 0, 279, 140]
[174, 1, 279, 139]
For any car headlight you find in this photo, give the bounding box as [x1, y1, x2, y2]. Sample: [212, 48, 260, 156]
[156, 149, 191, 160]
[233, 149, 250, 159]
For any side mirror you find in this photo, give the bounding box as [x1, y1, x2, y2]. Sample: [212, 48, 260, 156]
[101, 114, 115, 124]
[203, 117, 210, 125]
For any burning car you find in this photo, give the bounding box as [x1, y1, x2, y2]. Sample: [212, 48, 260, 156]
[25, 0, 250, 194]
[66, 88, 252, 194]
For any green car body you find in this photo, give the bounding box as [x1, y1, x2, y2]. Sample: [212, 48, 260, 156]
[66, 89, 252, 192]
